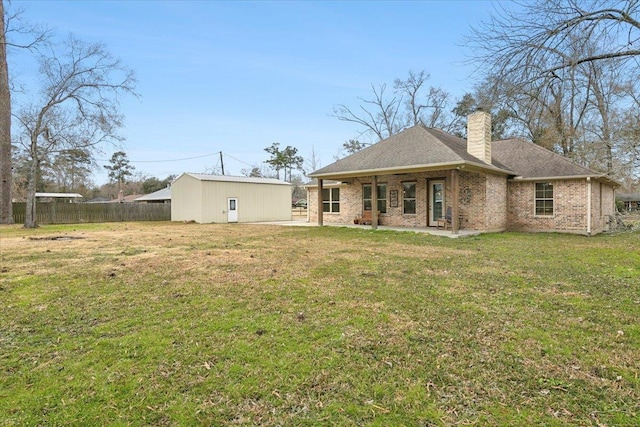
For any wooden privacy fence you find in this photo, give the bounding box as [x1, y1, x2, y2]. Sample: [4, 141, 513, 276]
[12, 203, 171, 224]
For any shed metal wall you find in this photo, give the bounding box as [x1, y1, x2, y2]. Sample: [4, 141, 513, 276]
[200, 180, 291, 223]
[171, 174, 204, 222]
[171, 174, 291, 223]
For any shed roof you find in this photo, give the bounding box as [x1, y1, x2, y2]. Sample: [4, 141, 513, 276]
[180, 173, 291, 186]
[135, 186, 171, 202]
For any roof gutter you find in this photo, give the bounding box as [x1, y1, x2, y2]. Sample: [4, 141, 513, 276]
[510, 174, 620, 187]
[309, 160, 512, 180]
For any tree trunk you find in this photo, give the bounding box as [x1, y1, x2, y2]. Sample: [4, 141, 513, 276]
[24, 146, 38, 228]
[0, 0, 14, 224]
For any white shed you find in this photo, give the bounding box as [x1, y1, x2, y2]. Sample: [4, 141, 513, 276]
[171, 173, 292, 223]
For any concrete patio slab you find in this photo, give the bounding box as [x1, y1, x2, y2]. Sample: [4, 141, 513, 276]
[249, 220, 484, 238]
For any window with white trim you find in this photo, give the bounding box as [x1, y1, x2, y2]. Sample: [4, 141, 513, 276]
[322, 187, 340, 213]
[362, 183, 387, 213]
[535, 182, 553, 216]
[403, 182, 416, 214]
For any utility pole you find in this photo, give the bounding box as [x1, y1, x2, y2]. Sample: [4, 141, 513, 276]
[219, 151, 225, 175]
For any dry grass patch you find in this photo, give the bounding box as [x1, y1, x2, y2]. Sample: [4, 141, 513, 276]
[1, 222, 638, 426]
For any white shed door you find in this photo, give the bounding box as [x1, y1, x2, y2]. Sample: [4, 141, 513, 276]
[227, 198, 238, 223]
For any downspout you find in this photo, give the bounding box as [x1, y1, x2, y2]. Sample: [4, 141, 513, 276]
[372, 175, 378, 230]
[317, 179, 324, 226]
[452, 169, 459, 235]
[306, 187, 310, 223]
[586, 177, 592, 235]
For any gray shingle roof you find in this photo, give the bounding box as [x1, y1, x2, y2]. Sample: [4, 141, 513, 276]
[310, 125, 512, 177]
[492, 139, 602, 179]
[310, 125, 612, 184]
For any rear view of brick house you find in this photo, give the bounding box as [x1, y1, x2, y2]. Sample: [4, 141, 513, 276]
[306, 111, 617, 235]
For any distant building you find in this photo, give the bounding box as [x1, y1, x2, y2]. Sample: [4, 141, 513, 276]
[617, 192, 640, 211]
[35, 192, 83, 203]
[134, 186, 171, 204]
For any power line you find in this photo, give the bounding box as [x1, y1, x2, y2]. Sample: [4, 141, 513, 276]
[96, 152, 219, 163]
[222, 152, 255, 168]
[96, 150, 260, 173]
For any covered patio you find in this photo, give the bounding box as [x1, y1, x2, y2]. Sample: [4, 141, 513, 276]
[313, 168, 468, 235]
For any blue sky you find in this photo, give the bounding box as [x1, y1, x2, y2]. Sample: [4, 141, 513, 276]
[11, 0, 498, 185]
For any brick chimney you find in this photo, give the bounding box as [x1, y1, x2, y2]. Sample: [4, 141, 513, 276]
[467, 110, 492, 164]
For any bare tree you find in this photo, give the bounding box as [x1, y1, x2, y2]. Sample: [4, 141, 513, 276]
[620, 86, 640, 176]
[240, 164, 265, 178]
[394, 71, 453, 129]
[14, 34, 137, 227]
[467, 0, 640, 80]
[579, 56, 630, 175]
[394, 70, 430, 126]
[618, 111, 640, 178]
[304, 145, 321, 175]
[333, 82, 401, 141]
[333, 70, 455, 141]
[0, 1, 48, 224]
[0, 0, 10, 223]
[467, 1, 640, 181]
[46, 148, 94, 192]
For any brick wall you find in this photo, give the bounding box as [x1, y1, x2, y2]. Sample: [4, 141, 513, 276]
[308, 175, 615, 235]
[485, 173, 508, 230]
[507, 179, 593, 233]
[590, 181, 616, 234]
[307, 170, 508, 231]
[458, 171, 485, 230]
[456, 171, 508, 231]
[591, 181, 602, 233]
[306, 183, 351, 225]
[602, 184, 616, 230]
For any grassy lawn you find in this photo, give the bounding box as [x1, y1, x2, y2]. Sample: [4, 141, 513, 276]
[1, 222, 638, 426]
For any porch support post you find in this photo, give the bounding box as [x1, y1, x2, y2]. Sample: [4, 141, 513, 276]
[372, 175, 378, 230]
[317, 179, 324, 226]
[452, 169, 459, 235]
